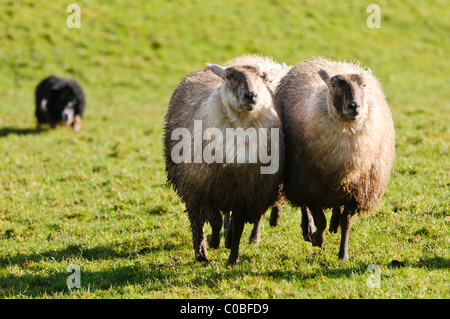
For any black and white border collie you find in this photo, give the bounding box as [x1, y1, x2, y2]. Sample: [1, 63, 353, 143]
[35, 76, 86, 132]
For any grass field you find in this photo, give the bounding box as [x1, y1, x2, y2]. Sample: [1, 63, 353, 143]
[0, 0, 448, 298]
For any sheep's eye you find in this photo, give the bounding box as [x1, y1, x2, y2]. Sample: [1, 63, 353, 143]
[226, 74, 233, 80]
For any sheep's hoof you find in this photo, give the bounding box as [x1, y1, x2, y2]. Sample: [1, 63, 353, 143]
[194, 243, 209, 262]
[207, 234, 220, 249]
[195, 254, 209, 262]
[329, 225, 340, 233]
[248, 233, 261, 245]
[311, 232, 325, 247]
[248, 227, 261, 244]
[338, 250, 349, 261]
[303, 231, 312, 242]
[227, 257, 239, 266]
[269, 217, 278, 227]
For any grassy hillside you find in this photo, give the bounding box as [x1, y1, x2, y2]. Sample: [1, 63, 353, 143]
[0, 0, 448, 298]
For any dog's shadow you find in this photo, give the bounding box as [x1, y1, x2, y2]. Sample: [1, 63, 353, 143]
[0, 127, 47, 138]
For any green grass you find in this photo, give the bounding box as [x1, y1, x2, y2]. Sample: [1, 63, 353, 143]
[0, 0, 448, 298]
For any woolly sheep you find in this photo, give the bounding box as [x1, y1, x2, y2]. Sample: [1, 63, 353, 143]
[276, 57, 395, 260]
[225, 55, 290, 228]
[164, 56, 285, 264]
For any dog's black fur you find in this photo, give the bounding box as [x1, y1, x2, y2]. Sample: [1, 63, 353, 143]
[35, 76, 86, 132]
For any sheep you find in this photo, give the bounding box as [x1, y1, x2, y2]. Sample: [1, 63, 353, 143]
[163, 56, 285, 265]
[224, 55, 290, 229]
[276, 57, 395, 261]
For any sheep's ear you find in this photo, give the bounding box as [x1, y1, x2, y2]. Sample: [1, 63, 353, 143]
[253, 64, 262, 75]
[318, 68, 331, 88]
[207, 63, 226, 79]
[260, 71, 269, 82]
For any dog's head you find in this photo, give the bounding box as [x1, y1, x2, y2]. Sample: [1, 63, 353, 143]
[49, 83, 77, 125]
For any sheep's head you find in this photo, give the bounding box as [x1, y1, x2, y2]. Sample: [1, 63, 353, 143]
[207, 63, 270, 112]
[318, 68, 371, 121]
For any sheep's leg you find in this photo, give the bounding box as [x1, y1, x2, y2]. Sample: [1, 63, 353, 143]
[301, 206, 314, 242]
[188, 211, 208, 262]
[249, 214, 263, 244]
[207, 211, 222, 249]
[310, 206, 326, 247]
[224, 211, 232, 249]
[227, 216, 245, 265]
[329, 206, 343, 233]
[269, 203, 283, 227]
[338, 209, 353, 261]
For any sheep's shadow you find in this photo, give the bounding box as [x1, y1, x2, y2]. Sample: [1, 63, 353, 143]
[0, 264, 154, 297]
[1, 239, 448, 297]
[0, 241, 185, 297]
[259, 255, 450, 283]
[0, 240, 184, 267]
[399, 256, 450, 270]
[0, 126, 47, 138]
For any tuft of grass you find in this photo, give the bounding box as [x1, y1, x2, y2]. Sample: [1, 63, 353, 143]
[0, 0, 449, 298]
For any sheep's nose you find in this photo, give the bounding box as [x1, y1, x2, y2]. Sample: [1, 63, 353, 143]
[348, 102, 359, 110]
[244, 92, 257, 102]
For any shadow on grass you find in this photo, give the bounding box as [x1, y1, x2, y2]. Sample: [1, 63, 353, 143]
[0, 239, 185, 268]
[0, 240, 186, 297]
[0, 127, 47, 137]
[0, 244, 125, 267]
[0, 264, 154, 297]
[389, 256, 450, 270]
[1, 239, 448, 297]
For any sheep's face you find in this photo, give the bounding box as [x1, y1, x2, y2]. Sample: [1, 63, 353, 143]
[208, 64, 270, 111]
[318, 68, 370, 121]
